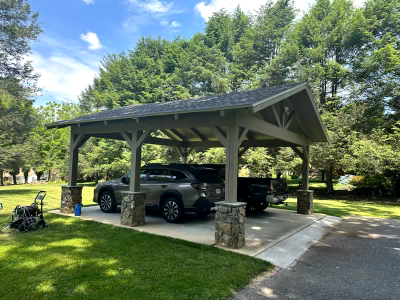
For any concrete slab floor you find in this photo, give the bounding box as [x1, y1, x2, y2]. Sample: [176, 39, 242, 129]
[50, 206, 339, 267]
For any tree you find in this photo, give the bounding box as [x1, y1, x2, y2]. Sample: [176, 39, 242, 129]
[230, 0, 296, 90]
[0, 0, 41, 184]
[30, 103, 81, 180]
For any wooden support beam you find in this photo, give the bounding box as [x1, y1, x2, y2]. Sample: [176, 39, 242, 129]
[280, 101, 285, 128]
[301, 146, 310, 190]
[209, 125, 227, 147]
[225, 115, 239, 203]
[271, 105, 282, 127]
[120, 131, 132, 145]
[238, 127, 249, 147]
[285, 100, 310, 138]
[291, 146, 304, 159]
[72, 134, 84, 150]
[137, 130, 152, 148]
[68, 130, 82, 186]
[237, 114, 311, 146]
[285, 111, 295, 129]
[75, 112, 228, 135]
[238, 147, 249, 158]
[129, 130, 141, 192]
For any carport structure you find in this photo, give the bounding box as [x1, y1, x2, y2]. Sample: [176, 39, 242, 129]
[47, 82, 329, 248]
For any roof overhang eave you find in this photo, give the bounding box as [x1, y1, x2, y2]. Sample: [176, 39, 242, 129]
[45, 104, 253, 129]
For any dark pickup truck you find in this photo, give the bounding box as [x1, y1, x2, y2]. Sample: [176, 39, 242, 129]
[191, 164, 289, 212]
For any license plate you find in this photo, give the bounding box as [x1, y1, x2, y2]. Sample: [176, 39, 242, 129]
[215, 188, 221, 195]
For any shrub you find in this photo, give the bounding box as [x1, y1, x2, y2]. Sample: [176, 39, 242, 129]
[350, 175, 393, 196]
[291, 175, 299, 179]
[349, 176, 364, 186]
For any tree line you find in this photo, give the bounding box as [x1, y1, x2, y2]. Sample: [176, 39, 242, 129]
[1, 0, 399, 196]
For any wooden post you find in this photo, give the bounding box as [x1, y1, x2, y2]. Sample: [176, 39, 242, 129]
[302, 146, 310, 190]
[68, 132, 80, 186]
[182, 147, 188, 164]
[225, 114, 239, 203]
[129, 130, 142, 192]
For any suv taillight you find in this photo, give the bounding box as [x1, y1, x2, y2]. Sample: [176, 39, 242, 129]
[191, 183, 208, 190]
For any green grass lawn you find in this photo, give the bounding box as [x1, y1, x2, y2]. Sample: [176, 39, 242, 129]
[0, 183, 271, 300]
[273, 197, 400, 219]
[274, 178, 400, 219]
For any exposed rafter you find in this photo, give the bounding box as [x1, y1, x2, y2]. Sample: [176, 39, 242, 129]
[189, 127, 207, 141]
[170, 129, 186, 141]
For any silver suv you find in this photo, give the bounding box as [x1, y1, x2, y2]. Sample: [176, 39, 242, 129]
[93, 164, 225, 223]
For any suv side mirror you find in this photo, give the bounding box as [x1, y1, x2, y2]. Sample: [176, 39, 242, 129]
[121, 176, 129, 184]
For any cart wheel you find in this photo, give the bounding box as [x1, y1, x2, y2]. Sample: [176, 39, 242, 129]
[19, 222, 29, 232]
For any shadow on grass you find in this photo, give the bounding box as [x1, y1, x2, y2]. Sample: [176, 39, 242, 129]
[0, 214, 271, 300]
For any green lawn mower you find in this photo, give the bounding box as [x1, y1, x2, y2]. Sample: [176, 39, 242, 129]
[9, 191, 47, 232]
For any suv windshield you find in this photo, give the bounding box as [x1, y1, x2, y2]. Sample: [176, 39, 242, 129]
[191, 168, 224, 183]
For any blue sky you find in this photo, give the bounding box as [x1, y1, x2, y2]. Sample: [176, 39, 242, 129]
[29, 0, 364, 106]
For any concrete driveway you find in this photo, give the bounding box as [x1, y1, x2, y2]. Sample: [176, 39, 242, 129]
[233, 217, 400, 300]
[51, 206, 340, 266]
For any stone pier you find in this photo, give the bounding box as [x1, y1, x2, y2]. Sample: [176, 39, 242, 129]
[61, 186, 83, 214]
[215, 201, 246, 249]
[297, 190, 313, 215]
[120, 192, 146, 227]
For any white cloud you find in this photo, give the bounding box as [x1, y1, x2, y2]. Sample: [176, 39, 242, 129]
[83, 0, 95, 4]
[170, 20, 181, 27]
[160, 20, 169, 26]
[127, 0, 184, 15]
[160, 20, 181, 27]
[195, 0, 367, 20]
[80, 32, 103, 50]
[31, 52, 98, 103]
[30, 35, 101, 104]
[128, 0, 173, 14]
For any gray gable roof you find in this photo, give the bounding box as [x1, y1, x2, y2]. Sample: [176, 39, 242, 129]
[47, 83, 305, 128]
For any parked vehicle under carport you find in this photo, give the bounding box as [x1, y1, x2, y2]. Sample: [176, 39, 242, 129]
[93, 164, 225, 223]
[191, 164, 289, 212]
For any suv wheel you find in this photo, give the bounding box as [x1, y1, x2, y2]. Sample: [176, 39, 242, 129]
[162, 197, 183, 223]
[99, 191, 117, 213]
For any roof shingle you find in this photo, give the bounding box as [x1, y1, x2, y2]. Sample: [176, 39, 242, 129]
[47, 83, 304, 128]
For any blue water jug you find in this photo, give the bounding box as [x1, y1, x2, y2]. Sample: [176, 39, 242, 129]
[74, 204, 82, 216]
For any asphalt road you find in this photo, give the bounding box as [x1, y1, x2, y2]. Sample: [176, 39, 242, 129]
[233, 217, 400, 300]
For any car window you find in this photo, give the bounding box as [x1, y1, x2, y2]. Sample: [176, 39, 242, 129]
[170, 170, 187, 180]
[148, 169, 170, 181]
[140, 169, 148, 181]
[191, 168, 224, 183]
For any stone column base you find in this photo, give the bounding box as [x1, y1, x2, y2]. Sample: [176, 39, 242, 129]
[61, 186, 83, 214]
[297, 190, 313, 214]
[215, 201, 246, 249]
[121, 192, 146, 227]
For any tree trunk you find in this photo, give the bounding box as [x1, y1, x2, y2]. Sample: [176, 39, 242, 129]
[326, 166, 334, 195]
[24, 170, 29, 184]
[95, 173, 99, 185]
[321, 170, 325, 182]
[12, 174, 17, 185]
[0, 170, 3, 186]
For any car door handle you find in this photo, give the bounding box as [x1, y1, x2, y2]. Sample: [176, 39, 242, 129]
[161, 185, 168, 188]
